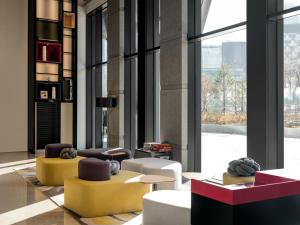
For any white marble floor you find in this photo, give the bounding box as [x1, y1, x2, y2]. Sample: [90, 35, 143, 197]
[0, 153, 82, 225]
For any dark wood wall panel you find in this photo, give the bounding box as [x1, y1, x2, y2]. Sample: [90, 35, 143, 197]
[37, 102, 61, 149]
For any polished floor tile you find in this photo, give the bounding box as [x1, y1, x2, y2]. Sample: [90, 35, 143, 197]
[0, 152, 35, 164]
[0, 152, 82, 225]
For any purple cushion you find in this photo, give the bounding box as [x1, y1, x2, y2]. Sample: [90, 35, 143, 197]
[77, 148, 132, 163]
[45, 143, 73, 158]
[77, 149, 106, 158]
[78, 158, 111, 181]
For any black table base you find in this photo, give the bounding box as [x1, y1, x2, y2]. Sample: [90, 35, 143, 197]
[191, 193, 300, 225]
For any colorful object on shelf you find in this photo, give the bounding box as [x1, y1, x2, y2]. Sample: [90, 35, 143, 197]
[36, 82, 62, 101]
[191, 172, 300, 225]
[51, 86, 56, 99]
[64, 170, 151, 217]
[60, 147, 77, 159]
[227, 157, 260, 177]
[40, 90, 48, 99]
[143, 142, 173, 153]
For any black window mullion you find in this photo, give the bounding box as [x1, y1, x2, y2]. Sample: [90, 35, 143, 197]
[137, 0, 146, 148]
[86, 4, 106, 149]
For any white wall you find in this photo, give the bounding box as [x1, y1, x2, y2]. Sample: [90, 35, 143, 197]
[0, 0, 28, 152]
[77, 6, 87, 149]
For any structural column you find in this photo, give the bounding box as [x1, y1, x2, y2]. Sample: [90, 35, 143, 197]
[160, 0, 188, 170]
[247, 0, 283, 169]
[107, 0, 125, 147]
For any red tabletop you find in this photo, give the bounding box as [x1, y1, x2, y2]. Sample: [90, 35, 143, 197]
[192, 172, 300, 205]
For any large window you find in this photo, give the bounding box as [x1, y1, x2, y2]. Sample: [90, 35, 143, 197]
[124, 0, 138, 150]
[86, 3, 108, 148]
[202, 0, 246, 33]
[201, 29, 247, 174]
[283, 14, 300, 168]
[284, 0, 300, 10]
[124, 0, 160, 149]
[267, 1, 300, 168]
[189, 0, 247, 173]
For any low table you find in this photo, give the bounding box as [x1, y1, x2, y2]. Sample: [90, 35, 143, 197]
[182, 172, 209, 181]
[139, 175, 175, 190]
[121, 158, 182, 190]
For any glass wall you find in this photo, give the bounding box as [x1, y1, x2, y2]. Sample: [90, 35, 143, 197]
[284, 0, 300, 10]
[267, 1, 300, 168]
[124, 0, 138, 150]
[283, 14, 300, 168]
[202, 0, 246, 33]
[201, 29, 247, 173]
[188, 0, 247, 173]
[145, 0, 160, 143]
[124, 0, 160, 149]
[86, 3, 108, 148]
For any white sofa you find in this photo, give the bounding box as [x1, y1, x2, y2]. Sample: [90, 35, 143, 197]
[143, 190, 191, 225]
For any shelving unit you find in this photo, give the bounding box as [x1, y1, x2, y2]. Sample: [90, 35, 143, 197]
[28, 0, 77, 152]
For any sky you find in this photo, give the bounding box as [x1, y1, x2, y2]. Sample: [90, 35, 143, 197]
[202, 0, 246, 45]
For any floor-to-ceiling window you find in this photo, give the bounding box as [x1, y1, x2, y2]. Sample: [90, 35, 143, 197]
[145, 0, 160, 143]
[124, 0, 138, 150]
[188, 0, 247, 173]
[268, 1, 300, 168]
[124, 0, 160, 149]
[86, 3, 108, 148]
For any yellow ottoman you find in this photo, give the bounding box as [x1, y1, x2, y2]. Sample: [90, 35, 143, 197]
[36, 156, 84, 186]
[64, 170, 151, 217]
[223, 172, 255, 185]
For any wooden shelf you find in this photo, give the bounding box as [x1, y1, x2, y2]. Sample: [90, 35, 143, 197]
[35, 98, 61, 103]
[64, 12, 75, 29]
[36, 20, 60, 41]
[36, 0, 59, 21]
[36, 41, 62, 64]
[36, 18, 60, 23]
[29, 0, 77, 151]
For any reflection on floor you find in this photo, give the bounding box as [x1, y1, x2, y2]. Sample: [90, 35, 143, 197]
[0, 152, 82, 225]
[0, 152, 35, 164]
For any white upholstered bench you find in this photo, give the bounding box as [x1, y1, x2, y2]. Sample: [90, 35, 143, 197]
[143, 190, 191, 225]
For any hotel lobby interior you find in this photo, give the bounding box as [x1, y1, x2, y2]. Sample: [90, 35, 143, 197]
[1, 0, 300, 224]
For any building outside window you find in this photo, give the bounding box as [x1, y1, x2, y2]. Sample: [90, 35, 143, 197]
[189, 0, 247, 173]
